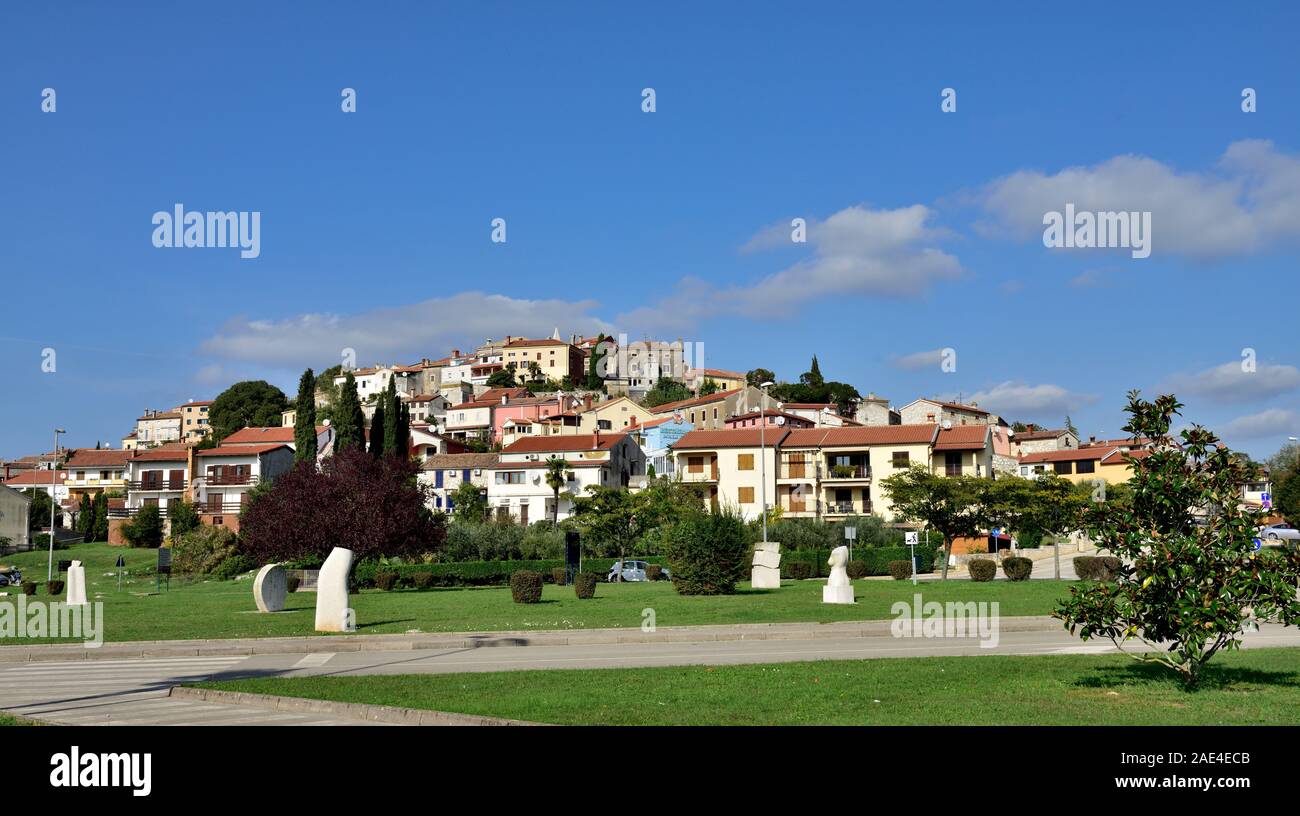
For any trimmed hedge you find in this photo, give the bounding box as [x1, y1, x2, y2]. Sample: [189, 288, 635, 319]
[574, 572, 597, 599]
[968, 559, 997, 582]
[411, 571, 436, 590]
[646, 564, 662, 581]
[47, 579, 65, 595]
[785, 561, 813, 580]
[286, 574, 302, 593]
[20, 581, 36, 595]
[353, 557, 667, 589]
[888, 560, 912, 580]
[374, 570, 400, 591]
[1074, 555, 1122, 581]
[510, 570, 543, 603]
[846, 560, 867, 580]
[1002, 556, 1033, 581]
[551, 567, 568, 586]
[781, 546, 936, 579]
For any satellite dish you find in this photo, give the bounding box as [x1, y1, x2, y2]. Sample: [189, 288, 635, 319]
[775, 416, 786, 426]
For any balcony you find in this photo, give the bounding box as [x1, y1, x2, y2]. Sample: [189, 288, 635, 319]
[825, 501, 872, 517]
[825, 464, 871, 481]
[109, 504, 176, 519]
[127, 479, 187, 491]
[680, 468, 719, 483]
[779, 460, 820, 480]
[200, 473, 259, 487]
[197, 501, 246, 514]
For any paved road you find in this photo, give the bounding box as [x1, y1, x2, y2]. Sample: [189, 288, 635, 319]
[4, 623, 1299, 725]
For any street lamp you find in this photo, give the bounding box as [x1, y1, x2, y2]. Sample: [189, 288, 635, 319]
[48, 428, 66, 582]
[759, 381, 775, 543]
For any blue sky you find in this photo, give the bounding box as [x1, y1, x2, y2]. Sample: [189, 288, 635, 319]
[2, 1, 1298, 459]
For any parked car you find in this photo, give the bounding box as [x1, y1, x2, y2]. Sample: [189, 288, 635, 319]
[0, 566, 23, 587]
[606, 560, 670, 582]
[1257, 523, 1300, 544]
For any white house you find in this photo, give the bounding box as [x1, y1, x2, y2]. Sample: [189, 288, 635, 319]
[192, 443, 295, 532]
[221, 425, 335, 460]
[419, 452, 500, 515]
[485, 432, 646, 524]
[123, 448, 190, 519]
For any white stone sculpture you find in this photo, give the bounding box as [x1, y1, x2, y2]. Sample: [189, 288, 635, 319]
[253, 564, 288, 613]
[822, 545, 855, 604]
[751, 540, 782, 589]
[65, 560, 87, 606]
[315, 547, 355, 632]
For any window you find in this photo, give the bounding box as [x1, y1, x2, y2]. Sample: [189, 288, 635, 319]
[1075, 459, 1095, 474]
[737, 453, 754, 471]
[1019, 466, 1028, 476]
[1053, 461, 1073, 475]
[688, 456, 704, 473]
[495, 471, 525, 485]
[891, 451, 910, 468]
[944, 451, 962, 477]
[738, 486, 754, 504]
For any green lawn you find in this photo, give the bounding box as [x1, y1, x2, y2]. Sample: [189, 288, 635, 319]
[1, 542, 1072, 644]
[192, 647, 1300, 725]
[0, 713, 41, 726]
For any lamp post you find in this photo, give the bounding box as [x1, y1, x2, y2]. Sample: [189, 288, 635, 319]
[759, 381, 775, 543]
[48, 428, 66, 582]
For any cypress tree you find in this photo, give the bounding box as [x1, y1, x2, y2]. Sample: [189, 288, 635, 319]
[92, 493, 108, 542]
[77, 493, 93, 537]
[369, 403, 386, 458]
[334, 371, 365, 453]
[393, 401, 411, 459]
[382, 377, 399, 455]
[294, 368, 318, 463]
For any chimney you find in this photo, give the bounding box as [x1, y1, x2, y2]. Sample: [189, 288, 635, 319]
[1089, 435, 1096, 444]
[501, 395, 508, 405]
[593, 426, 600, 450]
[584, 394, 593, 411]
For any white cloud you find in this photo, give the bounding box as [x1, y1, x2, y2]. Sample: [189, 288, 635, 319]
[977, 140, 1300, 259]
[200, 292, 611, 368]
[620, 205, 962, 333]
[891, 348, 946, 371]
[1218, 408, 1300, 440]
[960, 380, 1097, 418]
[1162, 360, 1300, 403]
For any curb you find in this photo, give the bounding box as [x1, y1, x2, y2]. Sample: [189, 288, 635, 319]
[0, 616, 1066, 663]
[168, 686, 542, 726]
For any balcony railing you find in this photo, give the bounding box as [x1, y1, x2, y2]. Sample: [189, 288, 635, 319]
[108, 505, 175, 519]
[199, 474, 259, 486]
[825, 501, 872, 516]
[127, 479, 187, 491]
[197, 502, 245, 514]
[825, 464, 871, 480]
[779, 462, 821, 480]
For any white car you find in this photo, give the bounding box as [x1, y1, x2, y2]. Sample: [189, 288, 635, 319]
[606, 560, 670, 582]
[1258, 523, 1300, 541]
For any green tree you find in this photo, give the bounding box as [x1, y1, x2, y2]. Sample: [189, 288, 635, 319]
[486, 364, 519, 389]
[642, 376, 692, 408]
[168, 500, 200, 542]
[746, 368, 776, 387]
[1064, 415, 1079, 436]
[661, 506, 749, 595]
[92, 493, 109, 542]
[451, 481, 487, 524]
[880, 467, 986, 580]
[393, 400, 411, 459]
[121, 504, 164, 548]
[543, 456, 572, 524]
[586, 335, 610, 390]
[333, 371, 366, 453]
[1057, 390, 1300, 689]
[26, 489, 59, 533]
[369, 403, 386, 458]
[381, 377, 399, 456]
[569, 485, 644, 566]
[1275, 469, 1300, 527]
[294, 368, 319, 463]
[76, 493, 93, 537]
[698, 378, 720, 396]
[208, 380, 289, 440]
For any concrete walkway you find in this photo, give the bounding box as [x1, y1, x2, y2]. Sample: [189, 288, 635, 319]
[4, 618, 1299, 725]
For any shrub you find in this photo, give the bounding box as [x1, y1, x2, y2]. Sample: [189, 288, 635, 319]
[411, 571, 436, 590]
[510, 570, 543, 603]
[646, 564, 662, 581]
[846, 560, 867, 580]
[1073, 556, 1097, 579]
[574, 572, 597, 599]
[374, 569, 400, 591]
[172, 525, 239, 575]
[888, 560, 912, 580]
[1074, 555, 1120, 581]
[662, 509, 749, 595]
[551, 567, 568, 585]
[286, 574, 302, 593]
[212, 554, 252, 581]
[1095, 556, 1122, 582]
[46, 579, 65, 595]
[1002, 556, 1033, 581]
[21, 581, 37, 595]
[784, 561, 812, 580]
[968, 559, 997, 582]
[121, 504, 165, 549]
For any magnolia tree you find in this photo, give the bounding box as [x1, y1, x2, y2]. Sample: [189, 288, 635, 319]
[239, 447, 442, 565]
[1057, 391, 1300, 688]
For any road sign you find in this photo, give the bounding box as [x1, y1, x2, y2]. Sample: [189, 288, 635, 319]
[1261, 492, 1272, 509]
[1253, 538, 1263, 551]
[905, 532, 918, 545]
[843, 527, 857, 539]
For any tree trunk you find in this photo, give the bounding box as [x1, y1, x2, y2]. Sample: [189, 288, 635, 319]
[940, 535, 953, 580]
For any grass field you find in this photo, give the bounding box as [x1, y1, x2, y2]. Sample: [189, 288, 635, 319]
[0, 713, 41, 726]
[191, 647, 1300, 725]
[0, 543, 1073, 644]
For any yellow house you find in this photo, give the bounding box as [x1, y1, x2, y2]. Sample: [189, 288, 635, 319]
[687, 368, 747, 392]
[1018, 446, 1145, 485]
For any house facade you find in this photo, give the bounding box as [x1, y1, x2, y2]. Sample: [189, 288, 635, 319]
[135, 410, 183, 447]
[419, 452, 499, 515]
[63, 449, 132, 502]
[191, 443, 295, 532]
[485, 433, 646, 523]
[650, 385, 776, 430]
[0, 483, 32, 552]
[898, 399, 997, 426]
[502, 337, 584, 384]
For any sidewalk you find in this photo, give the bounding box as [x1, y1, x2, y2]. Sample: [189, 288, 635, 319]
[0, 616, 1066, 663]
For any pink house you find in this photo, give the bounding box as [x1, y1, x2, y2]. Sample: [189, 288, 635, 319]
[491, 394, 579, 441]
